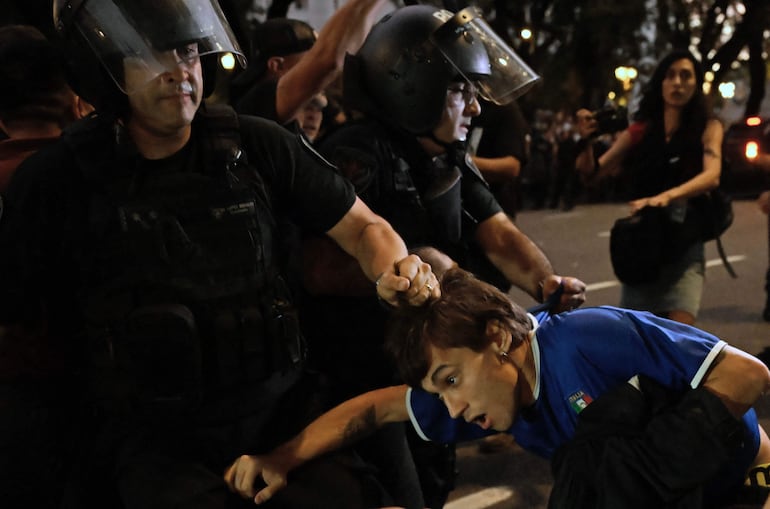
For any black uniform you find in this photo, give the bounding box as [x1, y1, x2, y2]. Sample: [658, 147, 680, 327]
[0, 105, 389, 509]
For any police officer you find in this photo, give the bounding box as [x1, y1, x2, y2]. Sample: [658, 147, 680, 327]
[0, 0, 437, 508]
[301, 5, 587, 507]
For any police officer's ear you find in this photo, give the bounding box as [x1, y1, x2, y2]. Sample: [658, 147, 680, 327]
[266, 56, 286, 76]
[73, 95, 95, 120]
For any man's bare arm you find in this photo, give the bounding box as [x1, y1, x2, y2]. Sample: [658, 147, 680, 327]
[223, 385, 410, 504]
[275, 0, 389, 123]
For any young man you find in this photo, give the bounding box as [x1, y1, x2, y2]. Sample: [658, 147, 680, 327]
[0, 0, 437, 507]
[225, 267, 770, 508]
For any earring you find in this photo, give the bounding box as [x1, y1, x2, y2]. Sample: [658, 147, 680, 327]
[499, 351, 509, 364]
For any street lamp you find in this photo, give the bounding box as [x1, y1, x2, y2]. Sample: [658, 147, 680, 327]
[613, 65, 638, 107]
[614, 66, 638, 91]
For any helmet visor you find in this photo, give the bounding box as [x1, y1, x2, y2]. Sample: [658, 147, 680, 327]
[435, 7, 539, 105]
[71, 0, 246, 95]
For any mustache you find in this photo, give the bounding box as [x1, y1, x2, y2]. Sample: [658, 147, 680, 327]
[176, 81, 195, 94]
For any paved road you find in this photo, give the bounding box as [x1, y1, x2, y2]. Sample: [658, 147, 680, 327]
[445, 199, 770, 509]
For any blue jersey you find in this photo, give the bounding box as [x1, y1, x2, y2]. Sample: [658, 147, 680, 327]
[407, 306, 759, 484]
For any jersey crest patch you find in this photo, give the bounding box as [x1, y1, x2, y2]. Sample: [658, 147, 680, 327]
[568, 390, 594, 414]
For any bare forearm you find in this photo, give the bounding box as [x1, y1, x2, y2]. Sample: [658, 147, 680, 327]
[316, 0, 389, 65]
[703, 347, 770, 419]
[353, 221, 409, 282]
[477, 213, 553, 299]
[275, 386, 409, 470]
[489, 237, 553, 299]
[327, 199, 409, 282]
[276, 0, 389, 123]
[302, 236, 373, 296]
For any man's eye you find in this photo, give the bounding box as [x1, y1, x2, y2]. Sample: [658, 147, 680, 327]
[447, 375, 457, 385]
[178, 46, 199, 59]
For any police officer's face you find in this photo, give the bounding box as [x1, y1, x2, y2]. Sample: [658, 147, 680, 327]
[123, 44, 203, 135]
[432, 82, 481, 144]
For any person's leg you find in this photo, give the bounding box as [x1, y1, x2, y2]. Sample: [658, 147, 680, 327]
[764, 215, 770, 321]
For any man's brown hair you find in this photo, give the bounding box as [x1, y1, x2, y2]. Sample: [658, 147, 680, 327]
[385, 267, 531, 387]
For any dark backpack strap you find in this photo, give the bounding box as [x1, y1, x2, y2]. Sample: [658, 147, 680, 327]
[716, 236, 737, 278]
[195, 103, 244, 176]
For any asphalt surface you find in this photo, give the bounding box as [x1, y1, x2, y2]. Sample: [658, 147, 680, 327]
[445, 199, 770, 509]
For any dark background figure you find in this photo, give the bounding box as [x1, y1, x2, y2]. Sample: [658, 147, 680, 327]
[759, 191, 770, 322]
[469, 99, 530, 219]
[0, 26, 93, 507]
[229, 17, 316, 118]
[548, 113, 581, 211]
[521, 109, 555, 210]
[0, 24, 92, 193]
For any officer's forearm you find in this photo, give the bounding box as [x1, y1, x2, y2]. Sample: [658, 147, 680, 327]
[327, 198, 408, 283]
[476, 212, 553, 299]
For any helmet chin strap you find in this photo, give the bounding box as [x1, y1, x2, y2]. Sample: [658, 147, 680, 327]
[426, 132, 454, 150]
[420, 130, 463, 156]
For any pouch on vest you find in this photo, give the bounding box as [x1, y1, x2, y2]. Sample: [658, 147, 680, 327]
[124, 303, 201, 414]
[423, 161, 462, 245]
[266, 296, 305, 370]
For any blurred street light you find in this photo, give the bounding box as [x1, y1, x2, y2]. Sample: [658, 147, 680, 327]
[719, 81, 736, 99]
[220, 52, 236, 71]
[614, 66, 638, 91]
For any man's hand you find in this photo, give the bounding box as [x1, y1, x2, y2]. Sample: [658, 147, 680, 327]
[224, 453, 289, 505]
[542, 275, 586, 312]
[376, 254, 440, 307]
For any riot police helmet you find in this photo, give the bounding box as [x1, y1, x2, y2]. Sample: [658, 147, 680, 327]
[53, 0, 246, 111]
[344, 5, 539, 135]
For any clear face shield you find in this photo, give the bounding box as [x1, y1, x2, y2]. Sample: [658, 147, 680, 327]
[432, 7, 539, 105]
[64, 0, 246, 95]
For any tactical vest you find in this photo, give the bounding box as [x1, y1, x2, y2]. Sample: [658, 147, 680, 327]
[62, 105, 304, 418]
[340, 126, 511, 291]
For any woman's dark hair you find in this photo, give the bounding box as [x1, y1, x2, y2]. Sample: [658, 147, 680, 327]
[385, 267, 531, 388]
[634, 49, 710, 138]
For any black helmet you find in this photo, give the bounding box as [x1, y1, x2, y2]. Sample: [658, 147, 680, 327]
[344, 5, 538, 134]
[53, 0, 246, 111]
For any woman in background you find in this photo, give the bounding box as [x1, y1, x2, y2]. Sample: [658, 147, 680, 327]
[576, 49, 723, 325]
